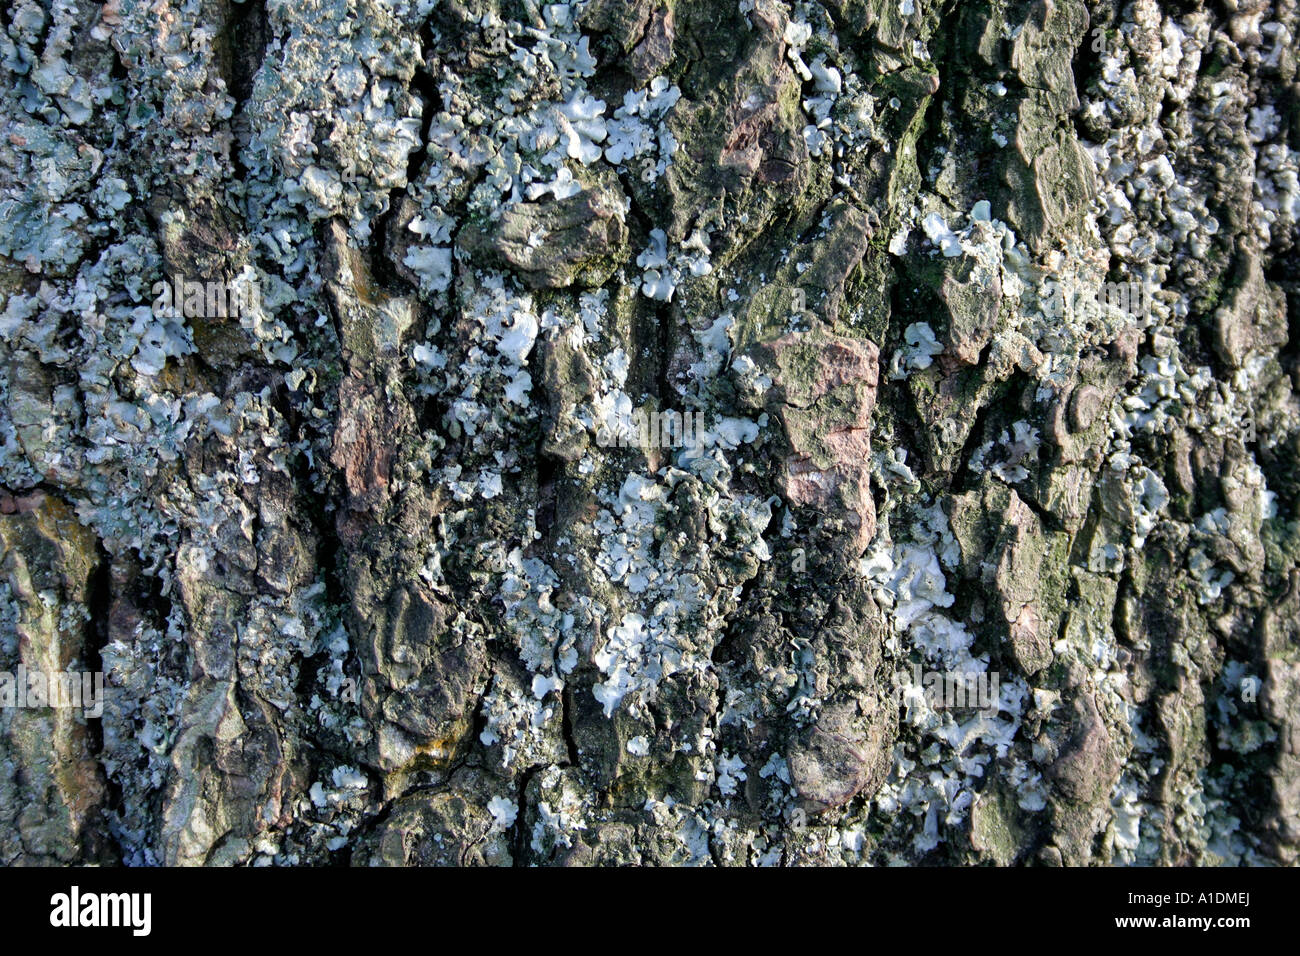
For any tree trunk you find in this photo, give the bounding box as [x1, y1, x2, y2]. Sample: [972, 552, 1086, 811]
[1, 0, 1297, 866]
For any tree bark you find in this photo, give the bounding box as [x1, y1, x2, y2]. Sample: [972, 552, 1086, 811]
[1, 0, 1298, 865]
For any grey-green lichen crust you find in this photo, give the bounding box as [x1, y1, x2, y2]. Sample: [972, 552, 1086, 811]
[0, 0, 1298, 866]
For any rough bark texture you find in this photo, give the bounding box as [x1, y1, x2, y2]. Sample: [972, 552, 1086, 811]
[1, 0, 1298, 866]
